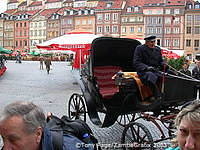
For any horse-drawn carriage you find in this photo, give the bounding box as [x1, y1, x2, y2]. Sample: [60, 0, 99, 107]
[68, 37, 200, 149]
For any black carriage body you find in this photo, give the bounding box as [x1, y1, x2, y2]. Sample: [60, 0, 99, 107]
[79, 37, 200, 127]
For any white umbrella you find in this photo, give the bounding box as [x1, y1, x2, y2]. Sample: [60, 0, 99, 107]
[36, 31, 100, 69]
[36, 32, 99, 51]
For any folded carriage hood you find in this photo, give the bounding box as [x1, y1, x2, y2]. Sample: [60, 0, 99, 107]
[90, 37, 141, 71]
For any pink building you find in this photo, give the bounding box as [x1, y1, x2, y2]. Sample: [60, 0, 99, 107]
[14, 10, 41, 53]
[95, 0, 126, 37]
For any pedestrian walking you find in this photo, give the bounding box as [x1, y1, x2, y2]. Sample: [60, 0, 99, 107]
[39, 56, 44, 70]
[44, 57, 51, 74]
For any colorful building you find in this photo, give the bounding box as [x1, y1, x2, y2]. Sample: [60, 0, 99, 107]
[121, 0, 144, 39]
[184, 1, 200, 60]
[95, 0, 126, 37]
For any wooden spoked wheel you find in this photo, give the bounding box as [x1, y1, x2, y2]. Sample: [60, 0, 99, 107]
[68, 93, 86, 122]
[121, 122, 154, 150]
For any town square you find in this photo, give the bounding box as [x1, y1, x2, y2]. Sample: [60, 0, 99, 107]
[0, 0, 200, 150]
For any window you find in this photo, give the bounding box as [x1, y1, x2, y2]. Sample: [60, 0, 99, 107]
[82, 20, 86, 25]
[195, 15, 200, 21]
[106, 2, 112, 8]
[39, 30, 42, 36]
[195, 4, 200, 9]
[24, 22, 26, 27]
[186, 15, 192, 21]
[30, 30, 33, 36]
[121, 17, 128, 22]
[76, 20, 80, 25]
[127, 7, 132, 12]
[157, 17, 162, 24]
[112, 13, 118, 21]
[24, 30, 26, 36]
[174, 9, 180, 14]
[194, 40, 200, 47]
[130, 27, 134, 33]
[122, 27, 126, 33]
[165, 9, 171, 14]
[20, 23, 22, 27]
[112, 26, 118, 33]
[105, 26, 110, 32]
[16, 23, 18, 27]
[157, 27, 161, 34]
[194, 27, 200, 34]
[66, 19, 72, 24]
[165, 17, 171, 24]
[173, 39, 180, 47]
[138, 27, 142, 33]
[97, 14, 103, 21]
[105, 13, 110, 21]
[97, 26, 102, 33]
[16, 41, 18, 47]
[134, 7, 139, 12]
[24, 40, 27, 46]
[174, 17, 180, 24]
[88, 20, 92, 24]
[186, 39, 191, 47]
[165, 39, 170, 47]
[186, 27, 192, 34]
[129, 17, 136, 22]
[173, 27, 180, 33]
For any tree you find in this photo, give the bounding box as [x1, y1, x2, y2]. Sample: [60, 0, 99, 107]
[167, 56, 186, 70]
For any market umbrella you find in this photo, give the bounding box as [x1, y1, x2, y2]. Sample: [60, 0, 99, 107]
[36, 31, 100, 69]
[28, 51, 40, 56]
[0, 46, 12, 54]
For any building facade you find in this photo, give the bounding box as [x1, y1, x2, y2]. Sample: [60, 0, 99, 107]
[184, 1, 200, 60]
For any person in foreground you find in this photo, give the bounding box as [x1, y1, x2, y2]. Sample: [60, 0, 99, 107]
[0, 101, 92, 150]
[165, 101, 200, 150]
[133, 35, 165, 101]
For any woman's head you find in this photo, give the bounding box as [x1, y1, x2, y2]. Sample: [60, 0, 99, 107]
[175, 101, 200, 150]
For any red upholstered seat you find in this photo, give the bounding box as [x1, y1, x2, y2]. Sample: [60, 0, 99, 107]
[93, 66, 122, 99]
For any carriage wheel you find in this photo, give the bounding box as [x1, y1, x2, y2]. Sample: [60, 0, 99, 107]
[117, 113, 135, 127]
[68, 93, 86, 122]
[121, 122, 154, 150]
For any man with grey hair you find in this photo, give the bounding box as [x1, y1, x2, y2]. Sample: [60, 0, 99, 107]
[0, 101, 46, 150]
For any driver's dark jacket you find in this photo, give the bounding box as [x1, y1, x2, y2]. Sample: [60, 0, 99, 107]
[133, 44, 164, 84]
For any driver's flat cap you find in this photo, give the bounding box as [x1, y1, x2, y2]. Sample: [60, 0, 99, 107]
[144, 35, 156, 41]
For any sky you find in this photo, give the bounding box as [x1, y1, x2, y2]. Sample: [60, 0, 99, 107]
[0, 0, 7, 13]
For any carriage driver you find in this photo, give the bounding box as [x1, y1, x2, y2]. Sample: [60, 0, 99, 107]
[133, 35, 165, 101]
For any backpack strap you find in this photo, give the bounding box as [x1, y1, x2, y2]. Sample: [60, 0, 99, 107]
[46, 115, 64, 150]
[51, 130, 63, 150]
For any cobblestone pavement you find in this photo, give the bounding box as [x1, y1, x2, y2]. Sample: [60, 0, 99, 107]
[0, 61, 170, 150]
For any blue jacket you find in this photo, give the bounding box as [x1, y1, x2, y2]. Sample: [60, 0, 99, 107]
[42, 128, 94, 150]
